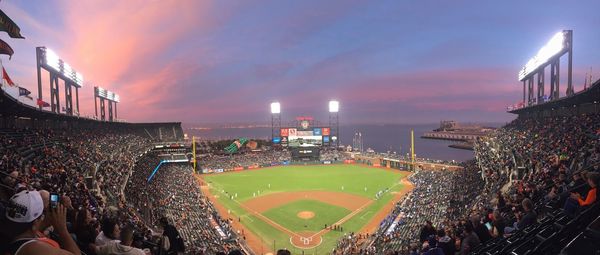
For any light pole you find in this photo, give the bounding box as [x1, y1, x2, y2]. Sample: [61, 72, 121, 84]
[270, 102, 281, 143]
[328, 100, 339, 147]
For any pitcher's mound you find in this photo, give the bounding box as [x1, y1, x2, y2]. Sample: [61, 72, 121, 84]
[297, 211, 315, 219]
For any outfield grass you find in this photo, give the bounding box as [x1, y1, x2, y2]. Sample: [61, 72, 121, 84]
[203, 164, 407, 254]
[262, 200, 350, 232]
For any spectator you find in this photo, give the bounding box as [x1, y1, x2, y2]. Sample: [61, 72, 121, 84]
[490, 210, 505, 238]
[419, 221, 436, 243]
[423, 236, 444, 255]
[96, 218, 121, 246]
[73, 208, 98, 255]
[516, 198, 536, 230]
[97, 225, 146, 255]
[470, 214, 492, 243]
[436, 229, 455, 255]
[2, 190, 81, 255]
[564, 172, 599, 215]
[460, 223, 479, 255]
[160, 217, 185, 254]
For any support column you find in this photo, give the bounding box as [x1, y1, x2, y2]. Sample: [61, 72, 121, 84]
[100, 98, 106, 121]
[537, 70, 545, 103]
[567, 30, 573, 96]
[75, 87, 80, 115]
[94, 96, 98, 119]
[550, 61, 560, 100]
[527, 78, 535, 106]
[36, 47, 43, 110]
[522, 80, 526, 105]
[64, 82, 73, 115]
[108, 101, 113, 122]
[50, 74, 60, 113]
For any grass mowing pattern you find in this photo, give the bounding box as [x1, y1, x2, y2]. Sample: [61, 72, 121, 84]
[262, 200, 350, 232]
[203, 164, 407, 254]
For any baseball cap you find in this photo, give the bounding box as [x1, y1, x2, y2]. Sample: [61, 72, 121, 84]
[5, 190, 44, 223]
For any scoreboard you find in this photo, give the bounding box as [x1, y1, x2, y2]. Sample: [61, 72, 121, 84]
[274, 125, 332, 147]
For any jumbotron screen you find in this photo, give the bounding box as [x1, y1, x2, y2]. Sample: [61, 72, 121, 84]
[275, 127, 331, 147]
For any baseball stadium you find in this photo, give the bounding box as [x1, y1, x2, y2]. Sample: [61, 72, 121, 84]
[1, 2, 600, 255]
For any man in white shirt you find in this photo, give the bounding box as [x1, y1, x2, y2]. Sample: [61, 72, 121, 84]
[95, 218, 121, 246]
[97, 226, 147, 255]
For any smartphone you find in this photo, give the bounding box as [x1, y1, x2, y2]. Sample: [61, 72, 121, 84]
[485, 222, 492, 231]
[50, 193, 60, 209]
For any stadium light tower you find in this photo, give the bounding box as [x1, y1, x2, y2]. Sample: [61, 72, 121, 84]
[328, 101, 339, 113]
[517, 30, 573, 107]
[36, 47, 84, 115]
[270, 102, 281, 142]
[328, 100, 339, 147]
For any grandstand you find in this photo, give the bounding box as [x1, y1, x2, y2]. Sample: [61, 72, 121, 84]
[0, 86, 243, 254]
[2, 70, 599, 255]
[1, 3, 599, 255]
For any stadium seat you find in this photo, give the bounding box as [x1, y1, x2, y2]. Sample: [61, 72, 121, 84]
[560, 232, 600, 254]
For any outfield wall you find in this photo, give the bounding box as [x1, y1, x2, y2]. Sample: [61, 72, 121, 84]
[200, 159, 357, 174]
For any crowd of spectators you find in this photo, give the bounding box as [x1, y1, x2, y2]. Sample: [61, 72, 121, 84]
[2, 110, 599, 255]
[0, 126, 222, 255]
[359, 151, 460, 166]
[319, 148, 352, 162]
[350, 162, 485, 255]
[199, 150, 290, 170]
[198, 146, 355, 171]
[334, 113, 600, 254]
[126, 156, 241, 254]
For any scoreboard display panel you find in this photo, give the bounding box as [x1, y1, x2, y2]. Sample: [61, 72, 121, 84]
[290, 147, 320, 161]
[280, 126, 330, 147]
[288, 135, 322, 147]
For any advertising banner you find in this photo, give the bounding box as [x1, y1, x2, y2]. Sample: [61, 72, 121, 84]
[288, 128, 297, 136]
[322, 128, 331, 136]
[313, 128, 322, 135]
[297, 131, 313, 136]
[280, 128, 289, 137]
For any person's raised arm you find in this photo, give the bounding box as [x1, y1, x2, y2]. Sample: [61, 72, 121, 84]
[48, 204, 81, 255]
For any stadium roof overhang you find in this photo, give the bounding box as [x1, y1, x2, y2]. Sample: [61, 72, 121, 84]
[509, 79, 600, 115]
[0, 89, 180, 127]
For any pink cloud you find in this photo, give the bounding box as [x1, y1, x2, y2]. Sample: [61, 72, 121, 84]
[43, 0, 215, 121]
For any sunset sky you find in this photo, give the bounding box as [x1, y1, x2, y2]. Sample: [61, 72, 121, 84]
[1, 0, 599, 124]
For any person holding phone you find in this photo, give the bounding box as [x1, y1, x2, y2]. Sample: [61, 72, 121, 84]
[2, 190, 81, 255]
[564, 172, 598, 216]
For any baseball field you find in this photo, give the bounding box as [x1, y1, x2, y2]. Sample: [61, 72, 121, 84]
[198, 164, 411, 254]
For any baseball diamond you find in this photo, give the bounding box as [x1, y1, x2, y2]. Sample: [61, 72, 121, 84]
[198, 164, 412, 254]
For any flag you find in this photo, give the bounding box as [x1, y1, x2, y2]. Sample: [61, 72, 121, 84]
[0, 38, 14, 59]
[36, 98, 49, 107]
[2, 66, 15, 86]
[0, 10, 25, 39]
[18, 86, 32, 99]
